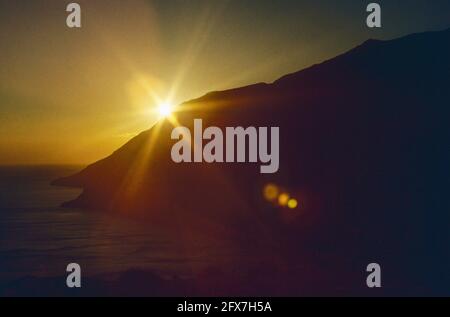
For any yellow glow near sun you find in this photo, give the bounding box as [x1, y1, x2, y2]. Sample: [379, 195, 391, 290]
[157, 102, 173, 118]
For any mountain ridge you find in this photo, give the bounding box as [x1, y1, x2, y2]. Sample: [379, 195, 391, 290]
[54, 27, 450, 193]
[55, 28, 450, 189]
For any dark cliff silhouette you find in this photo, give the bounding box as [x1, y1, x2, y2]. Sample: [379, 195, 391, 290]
[53, 28, 450, 295]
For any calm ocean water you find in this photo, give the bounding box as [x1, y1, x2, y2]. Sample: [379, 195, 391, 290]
[0, 166, 238, 283]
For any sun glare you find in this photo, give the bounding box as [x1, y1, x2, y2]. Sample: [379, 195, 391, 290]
[157, 102, 173, 118]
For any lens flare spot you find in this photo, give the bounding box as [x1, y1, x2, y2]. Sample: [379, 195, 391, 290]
[278, 193, 290, 206]
[263, 183, 279, 202]
[287, 198, 298, 209]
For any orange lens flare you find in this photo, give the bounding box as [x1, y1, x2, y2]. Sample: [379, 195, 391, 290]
[264, 183, 301, 210]
[278, 193, 290, 207]
[263, 183, 279, 202]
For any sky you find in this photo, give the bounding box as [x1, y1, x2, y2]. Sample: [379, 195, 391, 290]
[0, 0, 449, 165]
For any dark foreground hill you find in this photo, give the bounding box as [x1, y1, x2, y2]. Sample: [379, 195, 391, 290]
[53, 28, 450, 295]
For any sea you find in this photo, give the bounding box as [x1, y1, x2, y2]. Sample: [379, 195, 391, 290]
[0, 165, 239, 284]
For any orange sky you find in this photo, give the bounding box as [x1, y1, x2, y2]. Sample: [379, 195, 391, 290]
[1, 0, 449, 165]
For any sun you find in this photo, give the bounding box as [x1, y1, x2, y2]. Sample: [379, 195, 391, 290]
[157, 102, 173, 118]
